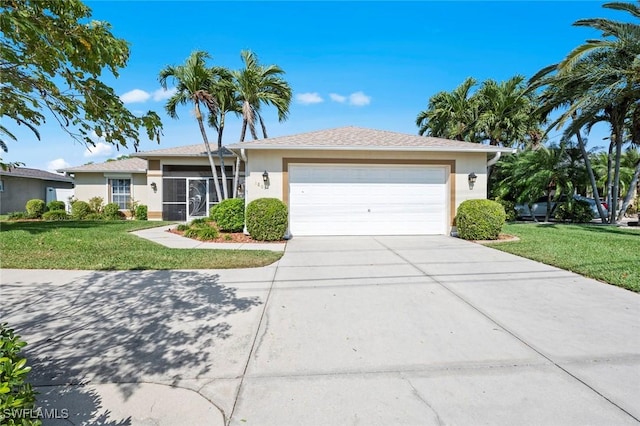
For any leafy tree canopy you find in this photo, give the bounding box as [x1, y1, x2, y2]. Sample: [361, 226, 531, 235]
[0, 0, 163, 168]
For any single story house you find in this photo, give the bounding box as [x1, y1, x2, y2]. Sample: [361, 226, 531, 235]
[0, 167, 74, 214]
[62, 127, 513, 235]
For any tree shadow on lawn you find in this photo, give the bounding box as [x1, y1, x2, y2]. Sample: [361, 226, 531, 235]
[2, 270, 262, 424]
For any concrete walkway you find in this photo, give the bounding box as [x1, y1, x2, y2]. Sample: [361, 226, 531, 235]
[1, 236, 638, 425]
[131, 225, 286, 251]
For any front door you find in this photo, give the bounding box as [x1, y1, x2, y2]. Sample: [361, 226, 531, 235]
[187, 178, 208, 218]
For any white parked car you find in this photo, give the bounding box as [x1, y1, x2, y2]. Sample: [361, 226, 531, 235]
[515, 195, 608, 220]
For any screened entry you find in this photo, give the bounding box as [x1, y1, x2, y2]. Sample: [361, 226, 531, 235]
[162, 165, 242, 221]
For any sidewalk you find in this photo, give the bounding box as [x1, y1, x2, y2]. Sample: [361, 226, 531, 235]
[131, 225, 286, 252]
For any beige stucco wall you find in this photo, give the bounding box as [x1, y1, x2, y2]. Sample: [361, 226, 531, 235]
[72, 172, 148, 208]
[243, 149, 490, 220]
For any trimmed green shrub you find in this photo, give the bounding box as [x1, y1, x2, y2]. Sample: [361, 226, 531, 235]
[103, 202, 122, 220]
[176, 224, 189, 231]
[212, 198, 244, 232]
[0, 323, 39, 426]
[135, 204, 148, 221]
[7, 212, 27, 220]
[71, 200, 91, 219]
[209, 204, 219, 219]
[246, 198, 287, 241]
[456, 199, 506, 240]
[88, 196, 104, 214]
[42, 210, 70, 221]
[47, 200, 65, 211]
[554, 200, 593, 223]
[495, 199, 517, 222]
[25, 199, 46, 218]
[84, 212, 104, 220]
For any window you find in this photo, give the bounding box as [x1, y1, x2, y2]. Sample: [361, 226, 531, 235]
[0, 179, 4, 192]
[109, 178, 131, 209]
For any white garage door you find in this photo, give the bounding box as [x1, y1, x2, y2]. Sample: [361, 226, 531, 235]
[289, 164, 448, 236]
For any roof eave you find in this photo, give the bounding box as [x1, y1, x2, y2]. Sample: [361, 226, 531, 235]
[58, 168, 147, 173]
[225, 144, 515, 154]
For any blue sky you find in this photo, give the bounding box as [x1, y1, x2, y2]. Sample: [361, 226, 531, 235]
[5, 1, 622, 171]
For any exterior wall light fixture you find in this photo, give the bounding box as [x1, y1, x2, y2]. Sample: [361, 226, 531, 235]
[468, 172, 477, 190]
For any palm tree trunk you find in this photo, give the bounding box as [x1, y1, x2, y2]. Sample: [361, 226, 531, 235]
[611, 133, 623, 224]
[233, 154, 241, 198]
[606, 140, 614, 222]
[249, 122, 259, 140]
[576, 131, 608, 222]
[259, 114, 268, 139]
[617, 159, 640, 222]
[240, 119, 248, 142]
[195, 103, 222, 204]
[217, 114, 229, 200]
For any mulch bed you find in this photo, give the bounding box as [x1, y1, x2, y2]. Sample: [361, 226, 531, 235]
[167, 227, 284, 243]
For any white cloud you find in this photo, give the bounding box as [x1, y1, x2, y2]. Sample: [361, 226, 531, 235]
[329, 93, 346, 103]
[349, 91, 371, 106]
[120, 89, 151, 104]
[296, 92, 324, 105]
[84, 142, 113, 158]
[47, 158, 71, 172]
[153, 87, 177, 101]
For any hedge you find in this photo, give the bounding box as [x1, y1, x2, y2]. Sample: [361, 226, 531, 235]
[246, 198, 287, 241]
[456, 199, 506, 240]
[25, 199, 45, 218]
[212, 198, 245, 232]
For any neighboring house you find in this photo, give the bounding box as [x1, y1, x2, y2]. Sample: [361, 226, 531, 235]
[60, 158, 148, 216]
[0, 167, 74, 214]
[62, 126, 512, 235]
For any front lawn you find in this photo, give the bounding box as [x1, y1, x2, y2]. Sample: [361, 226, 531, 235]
[0, 221, 282, 270]
[488, 223, 640, 292]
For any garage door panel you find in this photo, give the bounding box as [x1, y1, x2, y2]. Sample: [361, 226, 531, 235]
[289, 164, 448, 236]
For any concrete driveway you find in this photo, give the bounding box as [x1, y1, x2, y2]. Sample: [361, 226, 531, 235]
[1, 236, 639, 425]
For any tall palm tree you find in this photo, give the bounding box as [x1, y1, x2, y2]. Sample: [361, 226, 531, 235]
[159, 51, 223, 202]
[232, 50, 292, 142]
[208, 67, 242, 198]
[475, 75, 543, 149]
[533, 2, 640, 222]
[416, 77, 480, 141]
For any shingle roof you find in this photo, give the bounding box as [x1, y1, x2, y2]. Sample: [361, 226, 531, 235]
[59, 157, 147, 173]
[132, 145, 236, 158]
[226, 126, 515, 153]
[0, 167, 73, 182]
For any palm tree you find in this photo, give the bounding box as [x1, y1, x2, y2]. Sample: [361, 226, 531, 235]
[494, 144, 576, 222]
[416, 77, 480, 141]
[475, 75, 543, 149]
[532, 2, 640, 223]
[232, 50, 292, 142]
[208, 67, 242, 197]
[159, 51, 222, 202]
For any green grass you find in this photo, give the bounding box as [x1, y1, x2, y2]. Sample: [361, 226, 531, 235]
[487, 223, 640, 292]
[0, 220, 282, 270]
